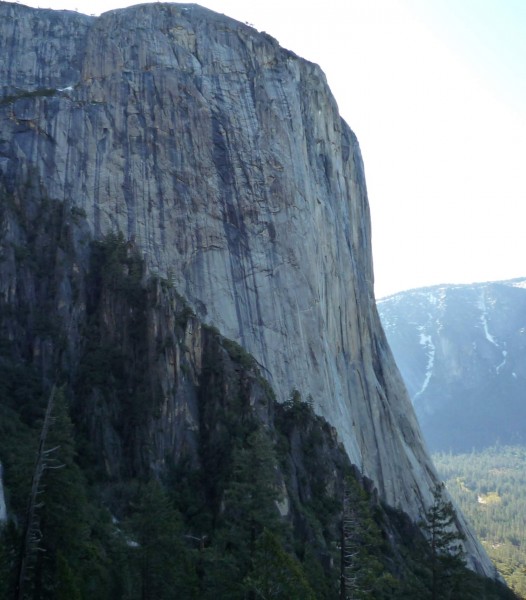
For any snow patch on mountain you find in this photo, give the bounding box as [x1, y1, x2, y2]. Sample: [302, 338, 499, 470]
[415, 327, 435, 398]
[508, 278, 526, 289]
[477, 292, 498, 346]
[476, 291, 510, 374]
[496, 350, 508, 375]
[479, 308, 497, 346]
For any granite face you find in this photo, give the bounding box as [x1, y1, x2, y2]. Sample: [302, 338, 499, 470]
[0, 1, 494, 574]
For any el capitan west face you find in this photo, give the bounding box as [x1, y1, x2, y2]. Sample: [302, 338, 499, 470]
[0, 1, 495, 575]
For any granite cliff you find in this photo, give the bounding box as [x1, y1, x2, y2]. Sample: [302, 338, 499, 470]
[0, 1, 495, 577]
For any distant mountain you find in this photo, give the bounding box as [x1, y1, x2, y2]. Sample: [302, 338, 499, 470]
[378, 279, 526, 452]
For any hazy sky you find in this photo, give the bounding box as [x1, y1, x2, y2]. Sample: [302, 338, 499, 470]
[15, 0, 526, 298]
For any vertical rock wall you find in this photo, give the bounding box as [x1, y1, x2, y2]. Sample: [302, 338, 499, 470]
[0, 1, 494, 575]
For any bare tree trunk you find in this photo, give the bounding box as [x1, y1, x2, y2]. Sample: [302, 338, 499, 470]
[14, 384, 57, 600]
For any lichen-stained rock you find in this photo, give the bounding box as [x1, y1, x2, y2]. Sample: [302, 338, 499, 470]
[0, 1, 493, 574]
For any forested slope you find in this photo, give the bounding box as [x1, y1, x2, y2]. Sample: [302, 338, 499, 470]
[0, 221, 515, 599]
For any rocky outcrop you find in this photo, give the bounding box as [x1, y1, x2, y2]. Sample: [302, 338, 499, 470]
[378, 279, 526, 452]
[0, 1, 495, 575]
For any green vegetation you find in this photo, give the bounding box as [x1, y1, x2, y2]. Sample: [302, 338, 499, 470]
[0, 88, 58, 106]
[3, 380, 512, 599]
[434, 446, 526, 598]
[340, 476, 386, 598]
[420, 484, 467, 600]
[123, 480, 198, 599]
[0, 227, 520, 599]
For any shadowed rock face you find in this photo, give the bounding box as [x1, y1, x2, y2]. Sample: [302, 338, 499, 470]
[0, 1, 494, 574]
[0, 462, 6, 523]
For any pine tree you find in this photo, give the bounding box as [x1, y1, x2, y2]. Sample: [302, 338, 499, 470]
[202, 428, 283, 598]
[222, 428, 282, 543]
[421, 484, 466, 600]
[14, 384, 58, 600]
[245, 529, 316, 599]
[30, 389, 91, 599]
[340, 476, 383, 600]
[0, 525, 10, 599]
[125, 478, 198, 599]
[11, 388, 112, 600]
[55, 552, 82, 600]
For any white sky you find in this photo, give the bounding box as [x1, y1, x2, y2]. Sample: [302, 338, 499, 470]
[16, 0, 526, 298]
